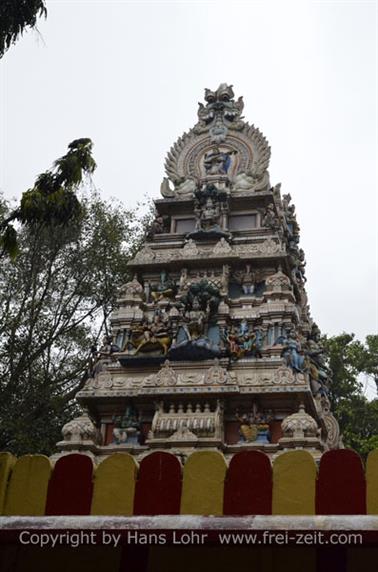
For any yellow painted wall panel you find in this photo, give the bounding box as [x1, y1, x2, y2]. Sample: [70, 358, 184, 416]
[366, 449, 378, 514]
[91, 453, 138, 515]
[4, 454, 51, 516]
[272, 450, 316, 515]
[180, 451, 227, 516]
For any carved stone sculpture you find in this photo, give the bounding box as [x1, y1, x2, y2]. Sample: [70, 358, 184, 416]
[188, 184, 230, 240]
[232, 171, 256, 192]
[112, 404, 141, 445]
[151, 270, 176, 301]
[236, 406, 273, 444]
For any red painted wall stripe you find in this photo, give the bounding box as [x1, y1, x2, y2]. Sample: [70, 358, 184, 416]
[223, 450, 272, 515]
[316, 449, 366, 515]
[45, 454, 94, 515]
[133, 452, 181, 515]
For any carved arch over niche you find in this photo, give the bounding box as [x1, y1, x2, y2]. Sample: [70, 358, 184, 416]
[165, 122, 271, 183]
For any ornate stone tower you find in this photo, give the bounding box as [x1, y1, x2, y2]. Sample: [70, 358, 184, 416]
[57, 84, 340, 462]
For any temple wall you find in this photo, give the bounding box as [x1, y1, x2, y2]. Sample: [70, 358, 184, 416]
[1, 449, 377, 571]
[1, 449, 377, 517]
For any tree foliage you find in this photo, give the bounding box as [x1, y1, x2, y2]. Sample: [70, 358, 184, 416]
[0, 0, 47, 58]
[0, 138, 96, 258]
[324, 333, 378, 456]
[0, 191, 150, 455]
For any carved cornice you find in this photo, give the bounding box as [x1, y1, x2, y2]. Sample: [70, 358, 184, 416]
[77, 362, 308, 399]
[129, 238, 285, 267]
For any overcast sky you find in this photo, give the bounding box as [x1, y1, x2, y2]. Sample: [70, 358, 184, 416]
[1, 0, 377, 396]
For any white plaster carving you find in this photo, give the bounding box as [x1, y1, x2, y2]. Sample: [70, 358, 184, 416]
[204, 359, 233, 385]
[144, 360, 178, 387]
[281, 405, 319, 438]
[213, 238, 233, 256]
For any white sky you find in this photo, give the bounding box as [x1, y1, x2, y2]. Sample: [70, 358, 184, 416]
[0, 0, 377, 395]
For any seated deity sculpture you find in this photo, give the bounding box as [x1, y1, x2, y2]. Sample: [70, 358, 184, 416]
[236, 408, 272, 443]
[112, 405, 140, 445]
[236, 413, 258, 442]
[151, 270, 176, 301]
[203, 146, 235, 175]
[225, 322, 264, 360]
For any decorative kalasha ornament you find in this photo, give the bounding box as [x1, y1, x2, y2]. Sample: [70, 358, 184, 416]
[60, 84, 341, 462]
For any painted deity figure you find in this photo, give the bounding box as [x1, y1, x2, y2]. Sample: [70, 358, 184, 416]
[238, 319, 249, 337]
[203, 196, 220, 222]
[281, 330, 305, 372]
[183, 297, 207, 341]
[285, 204, 300, 236]
[151, 270, 176, 301]
[226, 325, 241, 360]
[241, 333, 254, 354]
[203, 146, 234, 175]
[236, 407, 273, 443]
[133, 310, 172, 356]
[194, 196, 222, 233]
[236, 412, 258, 442]
[90, 334, 120, 374]
[305, 324, 330, 396]
[112, 405, 141, 445]
[253, 328, 264, 358]
[225, 321, 264, 359]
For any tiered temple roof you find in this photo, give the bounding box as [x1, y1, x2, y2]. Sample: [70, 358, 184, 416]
[56, 84, 341, 462]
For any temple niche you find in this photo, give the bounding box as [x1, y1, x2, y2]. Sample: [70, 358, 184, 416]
[57, 84, 341, 462]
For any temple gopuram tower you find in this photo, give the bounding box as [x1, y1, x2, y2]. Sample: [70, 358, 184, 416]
[57, 84, 341, 462]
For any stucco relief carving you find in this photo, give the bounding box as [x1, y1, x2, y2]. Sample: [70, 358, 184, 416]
[181, 239, 199, 258]
[236, 366, 306, 387]
[204, 359, 235, 385]
[272, 365, 295, 385]
[179, 373, 203, 385]
[133, 245, 155, 264]
[213, 238, 233, 256]
[142, 360, 234, 388]
[144, 360, 178, 387]
[130, 239, 285, 267]
[236, 239, 282, 257]
[164, 85, 271, 188]
[85, 370, 113, 390]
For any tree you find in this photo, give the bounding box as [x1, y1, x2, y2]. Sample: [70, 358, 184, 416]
[0, 190, 150, 455]
[0, 0, 47, 58]
[0, 138, 96, 258]
[324, 333, 378, 456]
